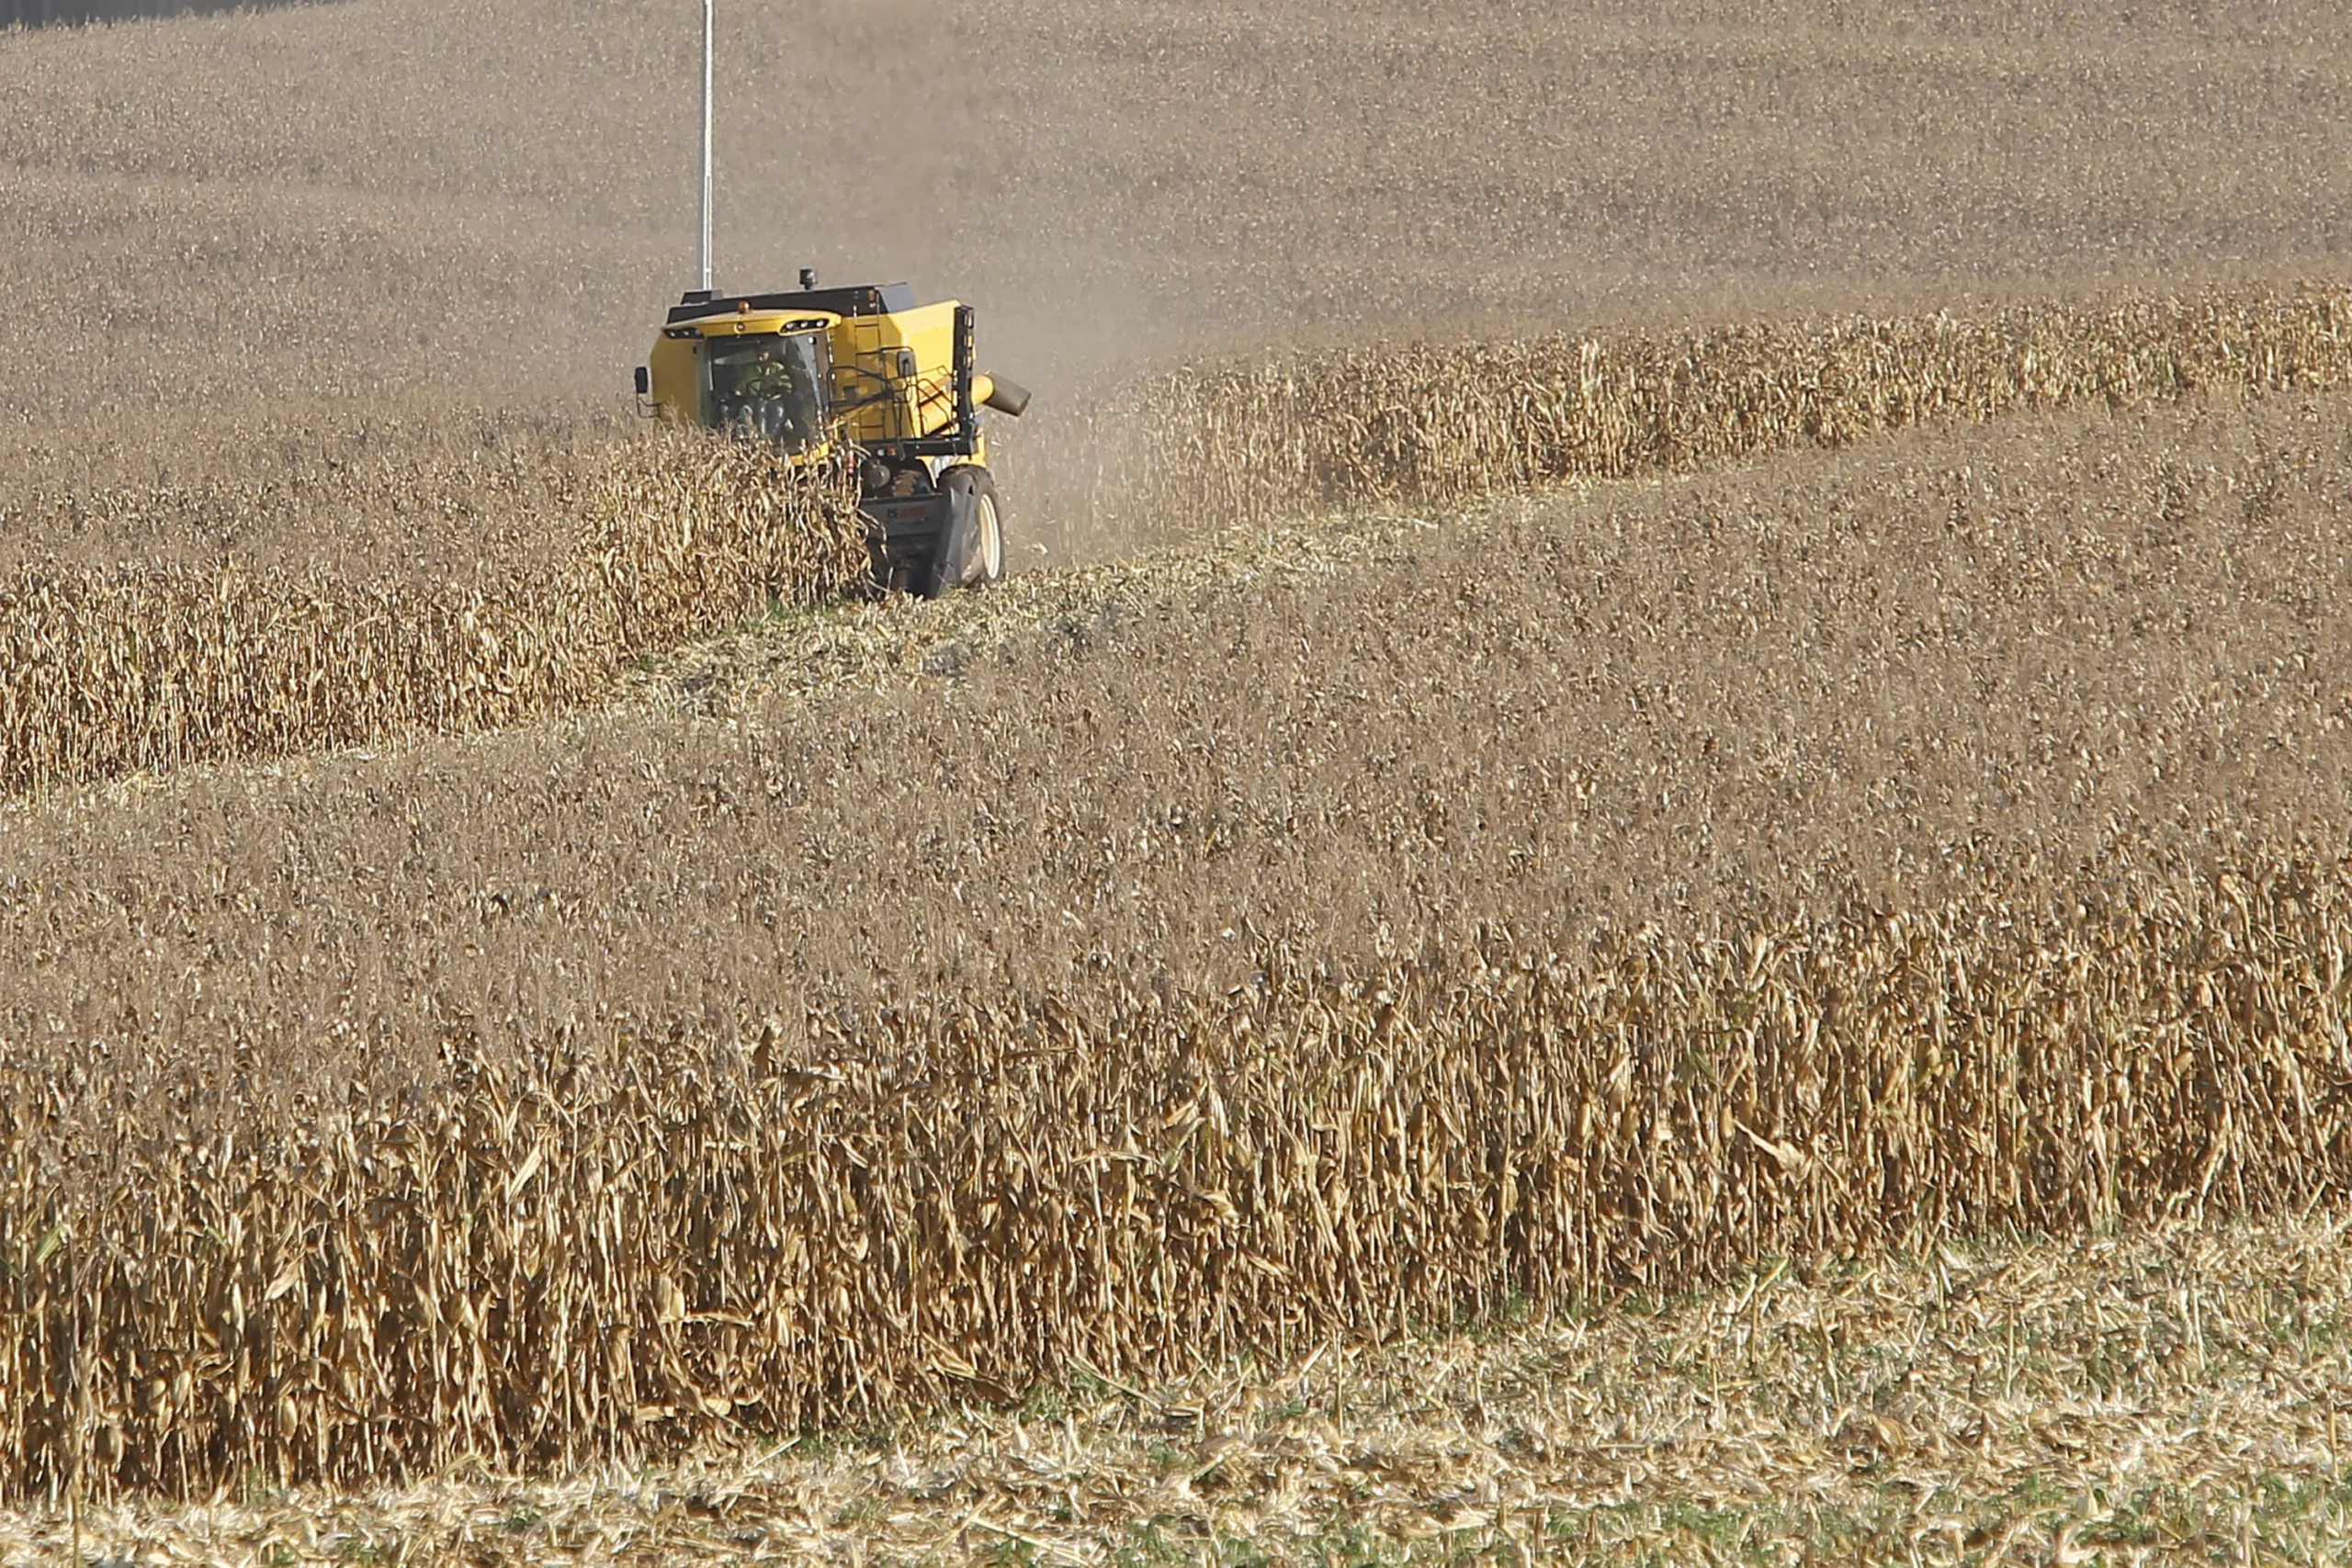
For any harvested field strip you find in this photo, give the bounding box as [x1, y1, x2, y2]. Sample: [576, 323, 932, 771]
[7, 853, 2352, 1500]
[618, 503, 1423, 717]
[0, 433, 865, 797]
[11, 1213, 2350, 1565]
[1074, 282, 2352, 537]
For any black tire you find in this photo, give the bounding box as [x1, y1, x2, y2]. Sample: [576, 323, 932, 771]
[923, 466, 1005, 598]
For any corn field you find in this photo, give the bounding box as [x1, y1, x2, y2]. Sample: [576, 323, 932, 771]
[4, 848, 2349, 1500]
[1064, 284, 2352, 538]
[4, 287, 2348, 796]
[0, 432, 865, 796]
[8, 0, 2352, 1537]
[4, 288, 2350, 1504]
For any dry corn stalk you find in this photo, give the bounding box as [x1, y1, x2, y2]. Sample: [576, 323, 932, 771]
[0, 430, 865, 796]
[1074, 283, 2352, 538]
[2, 850, 2348, 1499]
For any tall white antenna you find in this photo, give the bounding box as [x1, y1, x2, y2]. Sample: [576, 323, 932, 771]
[697, 0, 714, 292]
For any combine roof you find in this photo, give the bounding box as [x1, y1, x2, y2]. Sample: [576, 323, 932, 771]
[666, 283, 918, 325]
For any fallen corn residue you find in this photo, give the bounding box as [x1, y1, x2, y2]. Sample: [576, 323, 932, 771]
[616, 498, 1483, 716]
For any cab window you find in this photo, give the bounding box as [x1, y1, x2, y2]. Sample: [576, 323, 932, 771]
[703, 331, 827, 451]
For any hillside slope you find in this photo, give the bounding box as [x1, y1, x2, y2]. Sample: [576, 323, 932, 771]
[1, 0, 2346, 512]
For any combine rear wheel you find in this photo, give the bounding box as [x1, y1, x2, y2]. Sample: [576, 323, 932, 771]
[925, 466, 1006, 597]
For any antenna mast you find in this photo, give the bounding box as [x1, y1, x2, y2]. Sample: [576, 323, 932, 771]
[697, 0, 714, 292]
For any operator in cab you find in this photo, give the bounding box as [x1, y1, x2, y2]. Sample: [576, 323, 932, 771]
[707, 334, 823, 451]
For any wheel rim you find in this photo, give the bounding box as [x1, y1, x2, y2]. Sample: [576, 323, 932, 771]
[974, 493, 1002, 582]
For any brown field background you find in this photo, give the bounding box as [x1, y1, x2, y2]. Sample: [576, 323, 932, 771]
[2, 0, 2349, 535]
[3, 0, 2352, 1516]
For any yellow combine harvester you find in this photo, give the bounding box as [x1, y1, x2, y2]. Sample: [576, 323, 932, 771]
[634, 272, 1031, 596]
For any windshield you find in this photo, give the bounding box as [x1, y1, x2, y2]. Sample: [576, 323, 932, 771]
[702, 331, 826, 450]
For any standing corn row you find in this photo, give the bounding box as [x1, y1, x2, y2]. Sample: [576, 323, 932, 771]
[2, 852, 2349, 1500]
[0, 432, 865, 796]
[1078, 284, 2352, 537]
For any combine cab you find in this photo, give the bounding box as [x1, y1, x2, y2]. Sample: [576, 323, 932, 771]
[636, 275, 1031, 596]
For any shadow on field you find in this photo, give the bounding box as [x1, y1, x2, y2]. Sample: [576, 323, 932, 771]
[2, 0, 322, 28]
